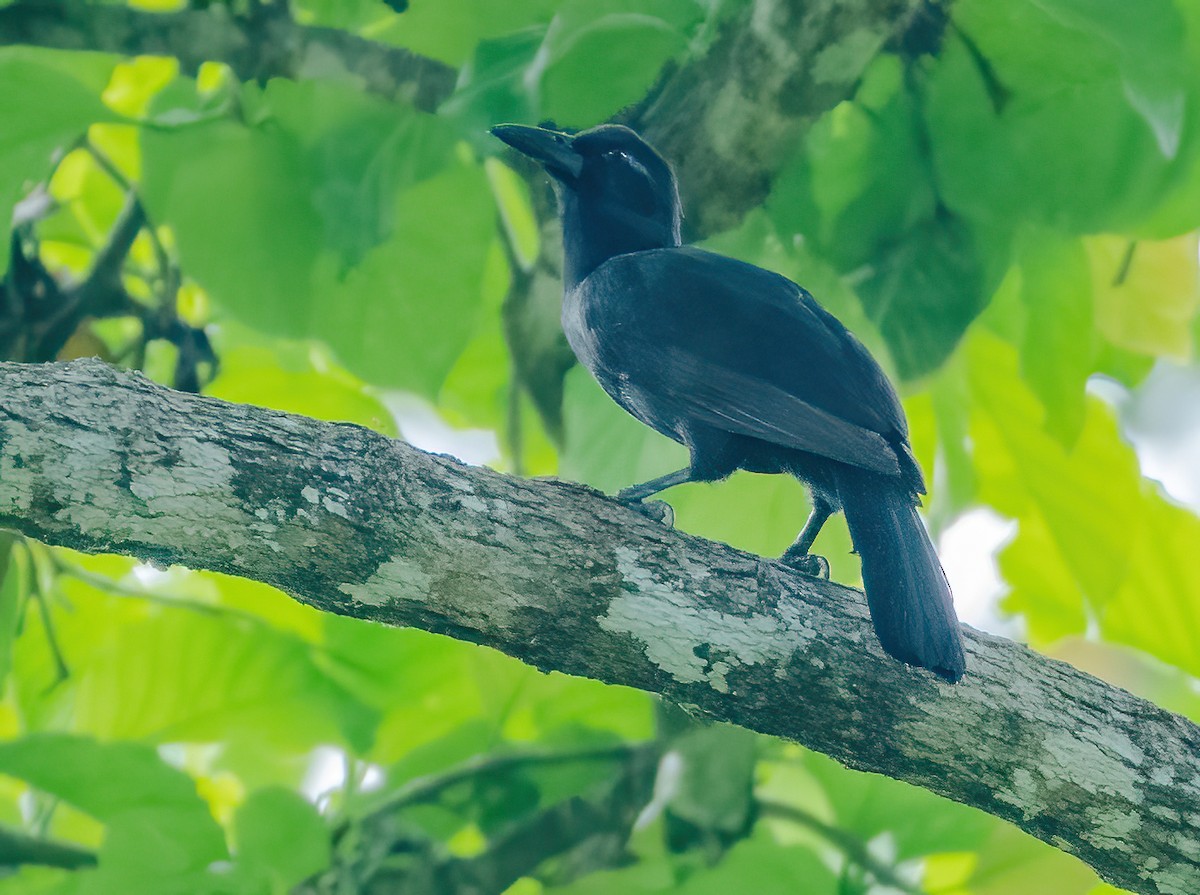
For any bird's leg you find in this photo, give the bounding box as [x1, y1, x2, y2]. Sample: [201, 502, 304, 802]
[781, 496, 833, 578]
[616, 467, 692, 526]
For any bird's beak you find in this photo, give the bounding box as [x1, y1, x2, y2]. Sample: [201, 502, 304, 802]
[491, 124, 584, 181]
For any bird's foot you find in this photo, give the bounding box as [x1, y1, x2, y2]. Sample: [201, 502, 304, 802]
[620, 498, 675, 527]
[780, 549, 829, 579]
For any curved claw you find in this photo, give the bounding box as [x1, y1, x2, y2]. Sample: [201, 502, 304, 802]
[781, 550, 830, 579]
[622, 498, 675, 528]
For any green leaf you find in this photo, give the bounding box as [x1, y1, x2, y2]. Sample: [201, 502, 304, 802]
[968, 332, 1143, 623]
[312, 159, 496, 396]
[442, 28, 548, 144]
[321, 621, 502, 764]
[1087, 234, 1200, 360]
[536, 1, 703, 127]
[369, 0, 560, 65]
[92, 805, 229, 894]
[855, 211, 992, 379]
[0, 538, 22, 686]
[678, 833, 838, 895]
[0, 49, 116, 277]
[963, 819, 1098, 894]
[1099, 495, 1200, 678]
[235, 787, 331, 888]
[262, 80, 456, 267]
[1027, 0, 1188, 158]
[0, 734, 216, 829]
[140, 117, 324, 336]
[13, 572, 377, 754]
[668, 725, 756, 838]
[1015, 231, 1096, 444]
[205, 325, 397, 435]
[796, 749, 992, 860]
[769, 55, 936, 272]
[963, 330, 1200, 673]
[0, 735, 227, 884]
[996, 512, 1088, 643]
[925, 6, 1182, 233]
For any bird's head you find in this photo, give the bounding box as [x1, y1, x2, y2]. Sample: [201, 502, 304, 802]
[491, 123, 682, 288]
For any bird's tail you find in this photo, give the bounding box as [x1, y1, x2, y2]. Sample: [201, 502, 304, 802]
[837, 468, 966, 681]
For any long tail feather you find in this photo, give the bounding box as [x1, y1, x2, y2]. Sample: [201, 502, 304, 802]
[837, 469, 966, 681]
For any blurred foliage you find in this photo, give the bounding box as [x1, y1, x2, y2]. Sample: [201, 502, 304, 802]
[1, 0, 1199, 891]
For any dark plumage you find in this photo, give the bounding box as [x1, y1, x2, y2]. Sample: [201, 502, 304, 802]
[492, 122, 965, 681]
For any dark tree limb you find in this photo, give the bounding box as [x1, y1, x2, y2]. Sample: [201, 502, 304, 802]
[0, 824, 98, 870]
[0, 359, 1196, 894]
[0, 0, 456, 110]
[625, 0, 939, 236]
[347, 746, 660, 895]
[3, 0, 936, 237]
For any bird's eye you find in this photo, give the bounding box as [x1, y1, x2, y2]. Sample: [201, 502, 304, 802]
[603, 149, 649, 179]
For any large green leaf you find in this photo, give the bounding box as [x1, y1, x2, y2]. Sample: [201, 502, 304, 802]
[536, 0, 703, 127]
[0, 49, 116, 277]
[794, 749, 992, 860]
[768, 56, 936, 272]
[0, 734, 227, 888]
[926, 0, 1193, 233]
[141, 83, 494, 398]
[262, 80, 457, 267]
[678, 833, 837, 895]
[1099, 495, 1200, 677]
[766, 56, 995, 379]
[234, 787, 331, 888]
[855, 210, 993, 379]
[442, 27, 548, 144]
[965, 330, 1200, 674]
[12, 568, 377, 754]
[1015, 231, 1096, 444]
[371, 0, 560, 65]
[311, 159, 496, 395]
[140, 116, 325, 336]
[968, 332, 1142, 621]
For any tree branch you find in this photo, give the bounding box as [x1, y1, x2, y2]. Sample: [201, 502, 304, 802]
[0, 824, 97, 870]
[2, 0, 937, 237]
[0, 359, 1196, 895]
[624, 0, 940, 236]
[0, 0, 456, 110]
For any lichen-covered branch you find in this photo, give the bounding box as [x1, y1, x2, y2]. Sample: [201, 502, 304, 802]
[2, 0, 934, 236]
[0, 359, 1196, 895]
[626, 0, 938, 236]
[0, 0, 455, 110]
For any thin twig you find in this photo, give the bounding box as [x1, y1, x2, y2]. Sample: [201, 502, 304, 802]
[350, 742, 646, 829]
[758, 799, 927, 895]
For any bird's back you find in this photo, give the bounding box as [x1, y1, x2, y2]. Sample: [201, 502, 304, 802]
[566, 246, 922, 490]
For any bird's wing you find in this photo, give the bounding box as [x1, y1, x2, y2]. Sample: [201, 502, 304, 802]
[658, 346, 901, 474]
[580, 247, 911, 478]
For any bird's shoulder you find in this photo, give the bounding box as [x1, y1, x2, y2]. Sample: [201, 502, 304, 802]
[583, 246, 809, 312]
[577, 245, 912, 442]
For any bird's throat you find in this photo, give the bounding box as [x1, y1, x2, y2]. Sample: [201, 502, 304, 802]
[559, 192, 679, 291]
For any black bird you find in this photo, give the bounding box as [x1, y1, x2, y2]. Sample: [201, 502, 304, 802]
[492, 122, 966, 682]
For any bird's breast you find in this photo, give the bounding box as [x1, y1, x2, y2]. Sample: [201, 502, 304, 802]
[561, 283, 682, 443]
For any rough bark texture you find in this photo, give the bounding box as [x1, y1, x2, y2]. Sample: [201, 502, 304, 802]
[1, 0, 935, 238]
[0, 0, 456, 110]
[0, 359, 1196, 894]
[624, 0, 936, 236]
